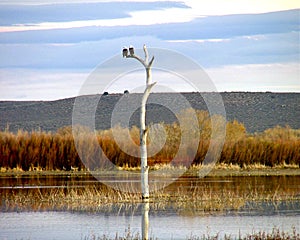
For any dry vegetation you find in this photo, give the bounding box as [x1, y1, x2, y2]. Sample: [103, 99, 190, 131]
[0, 109, 299, 172]
[84, 226, 299, 240]
[2, 178, 299, 213]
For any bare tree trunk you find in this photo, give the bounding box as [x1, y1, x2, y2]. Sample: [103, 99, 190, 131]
[124, 45, 155, 200]
[140, 82, 156, 199]
[141, 201, 150, 240]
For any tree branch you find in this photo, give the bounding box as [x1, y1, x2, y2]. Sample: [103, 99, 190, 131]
[143, 44, 149, 64]
[126, 55, 147, 68]
[148, 56, 154, 68]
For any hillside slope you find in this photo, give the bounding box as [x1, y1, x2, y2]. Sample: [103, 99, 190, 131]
[0, 92, 299, 133]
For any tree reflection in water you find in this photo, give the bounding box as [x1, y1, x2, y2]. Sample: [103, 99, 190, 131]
[142, 200, 150, 240]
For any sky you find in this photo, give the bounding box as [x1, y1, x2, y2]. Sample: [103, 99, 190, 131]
[0, 0, 299, 100]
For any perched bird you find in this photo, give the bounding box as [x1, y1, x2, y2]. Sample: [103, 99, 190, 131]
[122, 47, 128, 57]
[129, 45, 134, 55]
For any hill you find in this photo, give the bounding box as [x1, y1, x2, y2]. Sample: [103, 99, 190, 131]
[0, 92, 299, 133]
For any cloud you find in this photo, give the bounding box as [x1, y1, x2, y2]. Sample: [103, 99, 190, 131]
[0, 9, 298, 43]
[0, 36, 164, 69]
[184, 0, 300, 16]
[0, 31, 297, 69]
[1, 62, 298, 100]
[0, 4, 298, 99]
[0, 10, 298, 70]
[0, 1, 190, 29]
[207, 63, 300, 92]
[0, 68, 88, 100]
[0, 8, 196, 33]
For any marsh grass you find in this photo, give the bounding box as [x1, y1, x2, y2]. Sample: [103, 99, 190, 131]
[82, 226, 299, 240]
[2, 176, 299, 213]
[10, 226, 300, 240]
[83, 226, 153, 240]
[0, 109, 299, 172]
[187, 227, 300, 240]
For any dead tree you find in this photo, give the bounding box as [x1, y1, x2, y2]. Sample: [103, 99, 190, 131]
[123, 44, 156, 200]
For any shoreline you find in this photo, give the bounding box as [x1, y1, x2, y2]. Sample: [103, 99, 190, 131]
[1, 164, 299, 177]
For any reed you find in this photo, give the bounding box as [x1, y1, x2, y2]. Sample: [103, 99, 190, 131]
[7, 227, 300, 240]
[84, 227, 299, 240]
[8, 225, 300, 240]
[1, 177, 299, 213]
[0, 110, 299, 171]
[187, 227, 299, 240]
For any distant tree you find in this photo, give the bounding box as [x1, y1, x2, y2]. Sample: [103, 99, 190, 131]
[103, 92, 109, 96]
[124, 90, 129, 94]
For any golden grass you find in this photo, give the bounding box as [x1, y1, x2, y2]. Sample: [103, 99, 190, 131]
[0, 109, 299, 172]
[1, 178, 299, 213]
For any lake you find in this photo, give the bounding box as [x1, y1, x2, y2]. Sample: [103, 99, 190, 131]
[1, 210, 299, 240]
[0, 174, 299, 239]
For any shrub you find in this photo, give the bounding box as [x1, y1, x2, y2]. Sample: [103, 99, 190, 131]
[0, 111, 299, 171]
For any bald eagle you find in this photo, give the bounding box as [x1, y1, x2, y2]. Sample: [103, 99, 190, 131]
[129, 45, 134, 55]
[122, 47, 128, 57]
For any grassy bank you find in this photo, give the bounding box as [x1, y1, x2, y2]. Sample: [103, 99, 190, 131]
[0, 109, 299, 172]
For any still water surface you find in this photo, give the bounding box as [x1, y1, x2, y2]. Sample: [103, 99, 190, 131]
[1, 210, 299, 240]
[0, 175, 299, 239]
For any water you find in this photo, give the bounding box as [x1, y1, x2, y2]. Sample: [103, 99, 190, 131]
[0, 211, 299, 239]
[0, 175, 299, 239]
